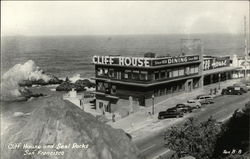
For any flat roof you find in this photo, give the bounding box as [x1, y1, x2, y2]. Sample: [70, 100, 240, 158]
[203, 66, 241, 75]
[95, 60, 201, 69]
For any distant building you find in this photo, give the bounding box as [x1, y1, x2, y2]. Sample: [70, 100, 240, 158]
[203, 55, 240, 85]
[231, 55, 250, 78]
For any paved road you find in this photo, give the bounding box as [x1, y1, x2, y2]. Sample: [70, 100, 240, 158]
[136, 92, 250, 159]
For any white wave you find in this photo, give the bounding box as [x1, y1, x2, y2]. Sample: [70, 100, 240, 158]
[1, 60, 52, 101]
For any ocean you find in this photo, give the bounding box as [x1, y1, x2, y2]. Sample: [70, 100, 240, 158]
[1, 34, 246, 79]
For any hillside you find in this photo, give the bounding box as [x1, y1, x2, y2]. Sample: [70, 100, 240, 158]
[1, 97, 138, 159]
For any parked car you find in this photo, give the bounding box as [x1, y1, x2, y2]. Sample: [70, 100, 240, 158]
[193, 95, 214, 105]
[184, 100, 201, 109]
[173, 104, 193, 113]
[233, 83, 248, 93]
[246, 83, 250, 91]
[158, 109, 184, 119]
[221, 86, 244, 95]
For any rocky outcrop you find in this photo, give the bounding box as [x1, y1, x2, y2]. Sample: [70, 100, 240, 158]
[75, 79, 95, 88]
[55, 81, 82, 91]
[18, 74, 63, 87]
[1, 97, 139, 159]
[56, 79, 95, 92]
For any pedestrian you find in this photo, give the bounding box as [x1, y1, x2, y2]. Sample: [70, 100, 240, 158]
[148, 112, 151, 116]
[214, 88, 217, 94]
[131, 122, 134, 128]
[210, 89, 213, 95]
[112, 113, 115, 122]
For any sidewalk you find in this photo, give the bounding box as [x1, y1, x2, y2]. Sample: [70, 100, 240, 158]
[107, 78, 242, 142]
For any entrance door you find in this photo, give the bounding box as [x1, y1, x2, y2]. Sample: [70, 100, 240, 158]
[185, 79, 193, 92]
[104, 103, 111, 113]
[188, 81, 192, 92]
[139, 96, 145, 106]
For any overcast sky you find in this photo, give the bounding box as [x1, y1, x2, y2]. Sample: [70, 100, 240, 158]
[1, 1, 249, 36]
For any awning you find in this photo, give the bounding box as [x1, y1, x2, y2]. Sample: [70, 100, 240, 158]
[203, 66, 241, 76]
[94, 74, 201, 87]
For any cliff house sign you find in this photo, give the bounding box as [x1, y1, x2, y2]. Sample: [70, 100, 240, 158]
[92, 55, 200, 68]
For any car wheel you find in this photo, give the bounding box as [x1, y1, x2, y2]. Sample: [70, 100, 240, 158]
[161, 116, 164, 119]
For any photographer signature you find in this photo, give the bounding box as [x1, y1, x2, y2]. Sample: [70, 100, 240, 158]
[223, 149, 242, 155]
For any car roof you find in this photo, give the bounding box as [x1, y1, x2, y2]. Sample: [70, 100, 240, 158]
[197, 95, 212, 98]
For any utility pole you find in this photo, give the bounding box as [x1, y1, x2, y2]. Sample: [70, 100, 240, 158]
[152, 94, 155, 115]
[244, 16, 247, 79]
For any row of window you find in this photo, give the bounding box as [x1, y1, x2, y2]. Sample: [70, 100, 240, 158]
[154, 83, 185, 97]
[96, 65, 199, 81]
[97, 82, 117, 94]
[154, 65, 199, 80]
[97, 68, 150, 81]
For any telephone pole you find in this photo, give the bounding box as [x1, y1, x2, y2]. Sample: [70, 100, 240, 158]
[244, 16, 248, 79]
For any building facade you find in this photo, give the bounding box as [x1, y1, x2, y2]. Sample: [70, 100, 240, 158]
[203, 55, 239, 85]
[93, 54, 203, 113]
[231, 55, 250, 78]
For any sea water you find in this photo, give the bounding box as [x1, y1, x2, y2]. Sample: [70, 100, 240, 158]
[1, 34, 246, 78]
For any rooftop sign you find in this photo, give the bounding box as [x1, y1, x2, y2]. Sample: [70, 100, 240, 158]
[92, 55, 200, 67]
[203, 56, 230, 70]
[152, 55, 199, 66]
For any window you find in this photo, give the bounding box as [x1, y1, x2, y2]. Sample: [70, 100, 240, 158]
[97, 68, 103, 76]
[132, 70, 140, 80]
[173, 69, 179, 77]
[160, 71, 166, 79]
[190, 66, 195, 74]
[166, 69, 172, 78]
[109, 69, 115, 78]
[155, 71, 159, 80]
[179, 67, 184, 76]
[117, 71, 122, 79]
[140, 71, 148, 80]
[104, 82, 110, 93]
[104, 82, 109, 88]
[194, 66, 199, 73]
[124, 70, 132, 79]
[104, 68, 108, 76]
[97, 82, 105, 91]
[185, 67, 190, 75]
[111, 85, 116, 94]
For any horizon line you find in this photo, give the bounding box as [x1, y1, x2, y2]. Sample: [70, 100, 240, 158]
[1, 33, 246, 37]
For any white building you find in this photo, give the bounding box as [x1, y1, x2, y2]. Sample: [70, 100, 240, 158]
[231, 55, 250, 78]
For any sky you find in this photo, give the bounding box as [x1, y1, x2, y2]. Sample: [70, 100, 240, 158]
[1, 1, 249, 36]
